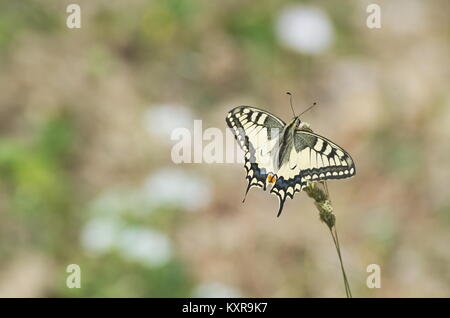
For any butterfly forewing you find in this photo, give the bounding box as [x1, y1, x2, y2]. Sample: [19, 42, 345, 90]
[226, 106, 285, 194]
[294, 130, 356, 181]
[269, 129, 356, 216]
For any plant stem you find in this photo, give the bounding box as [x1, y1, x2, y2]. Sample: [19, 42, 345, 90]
[328, 224, 352, 298]
[304, 181, 353, 298]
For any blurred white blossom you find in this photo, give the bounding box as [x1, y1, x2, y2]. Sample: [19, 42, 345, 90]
[143, 104, 193, 139]
[116, 227, 172, 267]
[143, 167, 212, 212]
[81, 217, 122, 255]
[81, 219, 172, 267]
[275, 6, 334, 54]
[80, 167, 210, 265]
[193, 282, 242, 298]
[88, 187, 154, 217]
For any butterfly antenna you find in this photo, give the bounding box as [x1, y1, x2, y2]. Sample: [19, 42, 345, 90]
[298, 101, 318, 117]
[286, 92, 296, 117]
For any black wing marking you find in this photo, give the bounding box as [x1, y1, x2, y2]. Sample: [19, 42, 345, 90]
[270, 130, 356, 217]
[226, 106, 285, 200]
[293, 130, 356, 181]
[269, 146, 306, 217]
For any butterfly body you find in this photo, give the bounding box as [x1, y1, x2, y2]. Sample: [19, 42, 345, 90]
[226, 106, 356, 217]
[276, 116, 300, 169]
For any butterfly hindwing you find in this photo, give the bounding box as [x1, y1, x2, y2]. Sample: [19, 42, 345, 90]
[270, 129, 355, 217]
[226, 106, 285, 197]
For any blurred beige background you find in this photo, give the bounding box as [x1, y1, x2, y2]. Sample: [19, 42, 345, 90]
[0, 0, 449, 297]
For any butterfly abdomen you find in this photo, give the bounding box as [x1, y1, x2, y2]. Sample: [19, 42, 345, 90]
[276, 120, 297, 169]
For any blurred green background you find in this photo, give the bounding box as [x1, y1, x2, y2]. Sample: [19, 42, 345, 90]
[0, 0, 449, 297]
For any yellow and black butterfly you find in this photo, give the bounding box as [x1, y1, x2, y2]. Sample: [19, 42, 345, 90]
[226, 95, 355, 217]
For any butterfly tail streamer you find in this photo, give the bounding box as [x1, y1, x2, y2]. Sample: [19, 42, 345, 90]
[276, 199, 286, 217]
[242, 181, 252, 203]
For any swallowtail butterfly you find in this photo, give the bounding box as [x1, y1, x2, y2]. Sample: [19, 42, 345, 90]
[226, 101, 355, 217]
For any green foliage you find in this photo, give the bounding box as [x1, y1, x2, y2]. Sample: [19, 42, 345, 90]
[226, 5, 275, 52]
[0, 113, 74, 215]
[0, 1, 59, 50]
[58, 257, 192, 297]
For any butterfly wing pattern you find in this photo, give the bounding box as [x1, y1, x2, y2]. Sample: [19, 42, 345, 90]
[226, 106, 355, 217]
[270, 130, 355, 216]
[226, 106, 285, 198]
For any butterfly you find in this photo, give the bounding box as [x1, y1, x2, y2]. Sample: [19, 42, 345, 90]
[226, 102, 356, 217]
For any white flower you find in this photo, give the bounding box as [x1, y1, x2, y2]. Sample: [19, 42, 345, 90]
[143, 167, 212, 211]
[143, 104, 193, 139]
[89, 187, 154, 217]
[81, 218, 172, 267]
[275, 5, 334, 54]
[80, 217, 121, 255]
[116, 227, 172, 267]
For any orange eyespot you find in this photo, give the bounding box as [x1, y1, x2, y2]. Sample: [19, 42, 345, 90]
[267, 174, 277, 183]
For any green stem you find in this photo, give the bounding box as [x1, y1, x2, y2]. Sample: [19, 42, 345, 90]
[304, 181, 353, 298]
[328, 224, 352, 298]
[322, 182, 352, 297]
